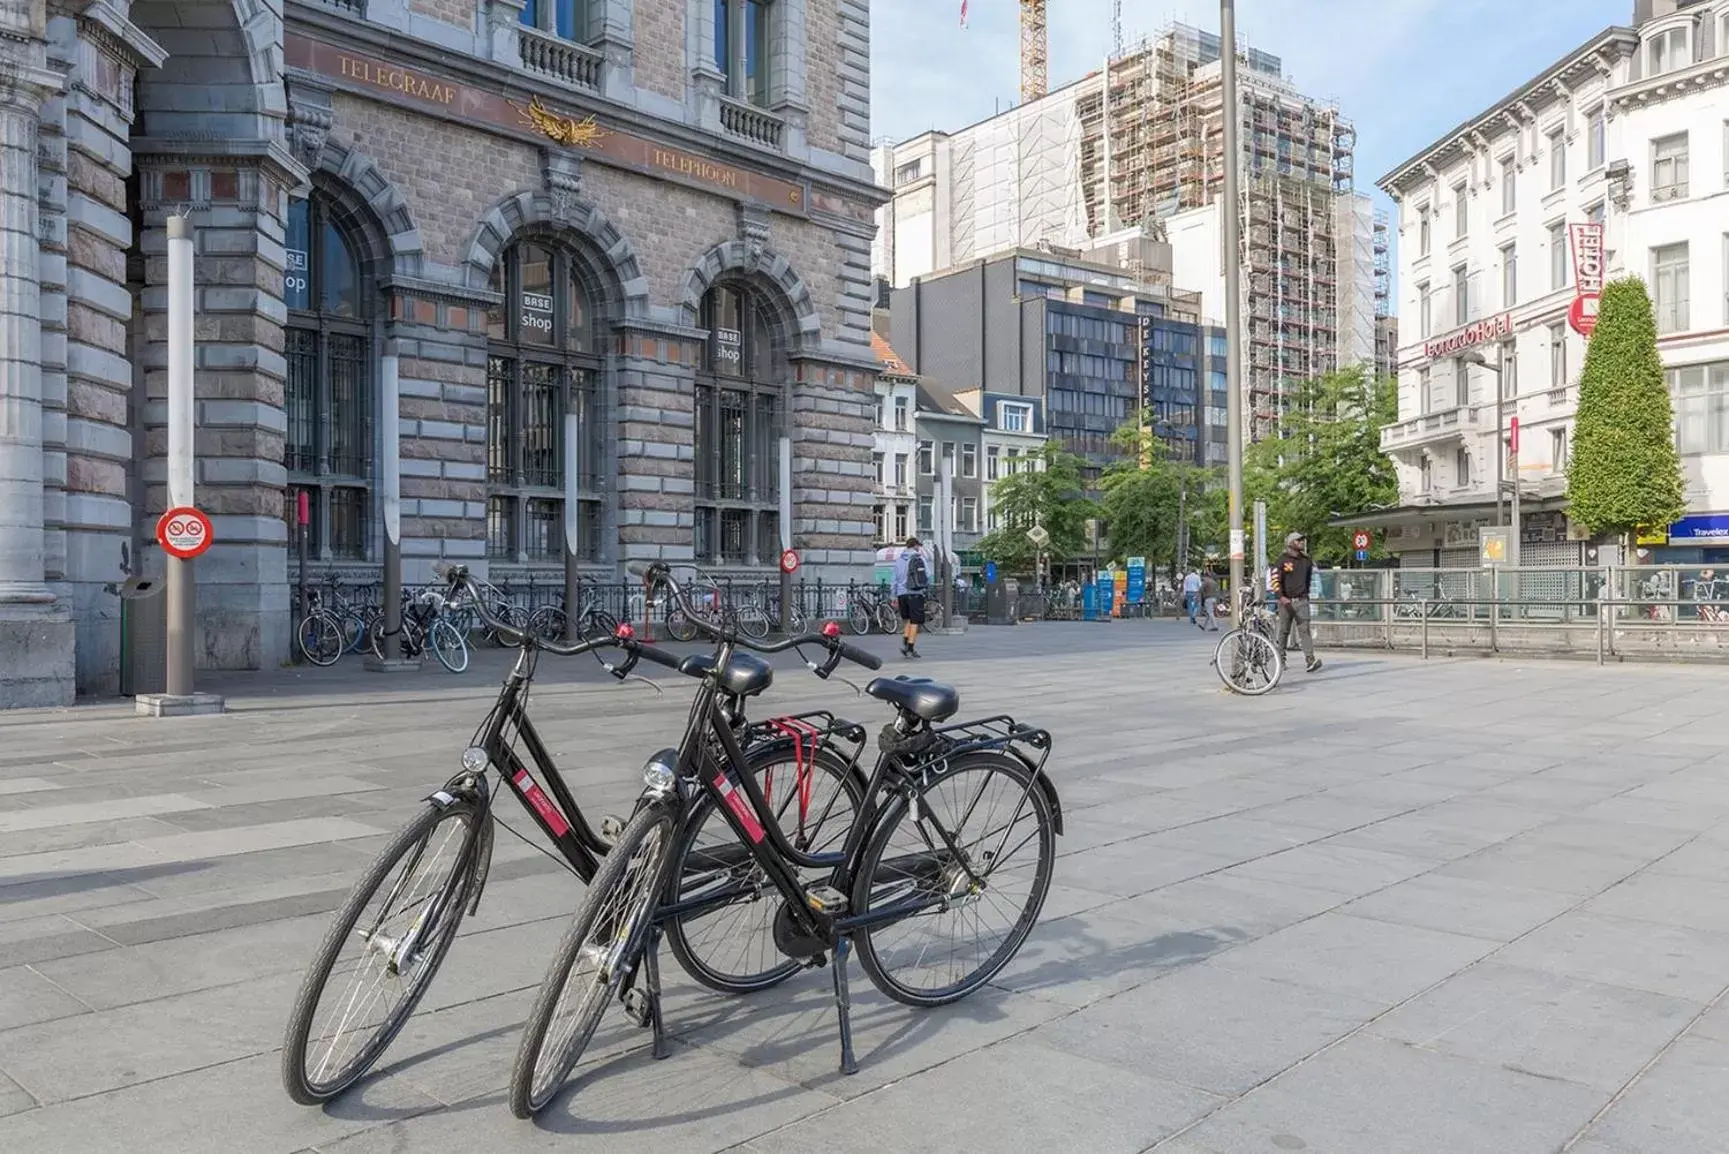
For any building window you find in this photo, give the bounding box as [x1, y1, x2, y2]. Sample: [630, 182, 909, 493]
[1500, 243, 1517, 308]
[1669, 362, 1729, 454]
[918, 440, 933, 475]
[1724, 122, 1729, 185]
[917, 496, 932, 533]
[714, 0, 772, 106]
[893, 160, 922, 186]
[285, 192, 372, 561]
[520, 0, 589, 41]
[893, 453, 907, 487]
[872, 451, 883, 483]
[1454, 356, 1470, 408]
[999, 401, 1031, 432]
[872, 503, 885, 541]
[1499, 155, 1516, 216]
[1587, 107, 1606, 170]
[1551, 427, 1569, 471]
[1453, 182, 1468, 238]
[1499, 339, 1517, 400]
[1455, 447, 1471, 488]
[1549, 221, 1569, 291]
[1418, 281, 1432, 337]
[1417, 366, 1432, 416]
[1652, 133, 1690, 201]
[960, 443, 977, 478]
[986, 445, 999, 480]
[1649, 24, 1689, 76]
[1548, 321, 1568, 387]
[1724, 235, 1729, 324]
[1548, 128, 1566, 190]
[1652, 242, 1691, 334]
[894, 395, 909, 430]
[485, 241, 604, 563]
[960, 496, 977, 533]
[1418, 205, 1431, 256]
[693, 282, 783, 565]
[1586, 201, 1605, 227]
[1452, 264, 1469, 326]
[893, 504, 908, 539]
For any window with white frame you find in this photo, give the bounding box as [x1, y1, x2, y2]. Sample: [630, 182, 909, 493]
[1588, 106, 1606, 170]
[1652, 242, 1691, 334]
[999, 401, 1031, 432]
[893, 395, 909, 430]
[1499, 156, 1516, 216]
[917, 496, 932, 532]
[1648, 23, 1689, 76]
[918, 440, 933, 475]
[1668, 361, 1729, 455]
[1453, 355, 1470, 407]
[1418, 281, 1432, 337]
[713, 0, 773, 106]
[986, 445, 999, 480]
[1453, 182, 1468, 238]
[1652, 132, 1690, 201]
[1586, 201, 1605, 226]
[1500, 243, 1517, 308]
[960, 496, 977, 533]
[1499, 339, 1517, 400]
[1418, 366, 1432, 415]
[1548, 321, 1568, 387]
[894, 504, 908, 540]
[1549, 221, 1569, 291]
[893, 161, 922, 186]
[1455, 447, 1471, 489]
[872, 450, 883, 483]
[1551, 426, 1569, 471]
[1418, 205, 1431, 256]
[1452, 265, 1469, 326]
[1548, 128, 1566, 190]
[893, 452, 907, 487]
[518, 0, 591, 45]
[960, 442, 977, 478]
[873, 503, 885, 541]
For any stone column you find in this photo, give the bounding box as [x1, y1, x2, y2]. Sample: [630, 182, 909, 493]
[0, 36, 76, 707]
[614, 318, 702, 567]
[787, 355, 876, 583]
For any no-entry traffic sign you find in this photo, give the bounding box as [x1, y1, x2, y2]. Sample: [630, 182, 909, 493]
[1352, 530, 1371, 552]
[779, 548, 800, 574]
[157, 506, 214, 560]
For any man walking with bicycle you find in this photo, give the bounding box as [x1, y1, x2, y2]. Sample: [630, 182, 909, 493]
[1272, 532, 1323, 673]
[892, 535, 929, 659]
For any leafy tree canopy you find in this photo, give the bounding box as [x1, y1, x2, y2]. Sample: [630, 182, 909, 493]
[975, 441, 1095, 573]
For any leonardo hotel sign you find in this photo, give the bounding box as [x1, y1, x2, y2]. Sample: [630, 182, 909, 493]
[1423, 313, 1512, 360]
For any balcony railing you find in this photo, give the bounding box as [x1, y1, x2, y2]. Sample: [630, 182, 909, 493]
[1380, 404, 1483, 452]
[518, 26, 603, 92]
[718, 96, 784, 150]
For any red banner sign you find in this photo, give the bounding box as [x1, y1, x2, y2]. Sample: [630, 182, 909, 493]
[1569, 222, 1604, 338]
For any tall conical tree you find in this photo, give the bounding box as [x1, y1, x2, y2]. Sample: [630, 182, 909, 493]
[1565, 276, 1686, 557]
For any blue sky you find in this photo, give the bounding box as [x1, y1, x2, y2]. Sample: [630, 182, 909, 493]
[870, 0, 1630, 207]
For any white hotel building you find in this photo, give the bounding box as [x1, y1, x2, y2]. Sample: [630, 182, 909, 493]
[1376, 0, 1729, 566]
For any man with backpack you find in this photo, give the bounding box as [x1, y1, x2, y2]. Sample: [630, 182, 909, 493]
[892, 535, 930, 659]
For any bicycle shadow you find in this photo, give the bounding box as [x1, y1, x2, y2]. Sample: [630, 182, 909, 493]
[980, 911, 1252, 1005]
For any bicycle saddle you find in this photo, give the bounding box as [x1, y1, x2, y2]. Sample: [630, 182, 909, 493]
[678, 652, 774, 697]
[865, 676, 959, 723]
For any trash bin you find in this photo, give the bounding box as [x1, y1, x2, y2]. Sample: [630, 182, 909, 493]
[115, 576, 168, 697]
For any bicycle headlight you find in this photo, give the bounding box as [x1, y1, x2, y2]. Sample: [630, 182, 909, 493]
[641, 748, 679, 795]
[460, 746, 489, 774]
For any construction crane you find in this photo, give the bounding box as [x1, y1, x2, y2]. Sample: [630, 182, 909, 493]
[960, 0, 1048, 103]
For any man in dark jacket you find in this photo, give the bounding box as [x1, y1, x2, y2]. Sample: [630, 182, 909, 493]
[1272, 532, 1322, 673]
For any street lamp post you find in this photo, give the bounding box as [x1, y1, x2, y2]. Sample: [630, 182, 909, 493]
[1220, 0, 1246, 627]
[1464, 348, 1520, 566]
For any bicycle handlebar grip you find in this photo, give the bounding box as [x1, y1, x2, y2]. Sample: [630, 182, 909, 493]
[834, 641, 881, 670]
[634, 644, 683, 671]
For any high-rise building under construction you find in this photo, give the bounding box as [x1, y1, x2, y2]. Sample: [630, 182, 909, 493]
[873, 22, 1390, 439]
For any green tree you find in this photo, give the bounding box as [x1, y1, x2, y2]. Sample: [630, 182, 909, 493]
[1244, 366, 1398, 564]
[975, 441, 1094, 573]
[1565, 276, 1686, 555]
[1098, 418, 1224, 575]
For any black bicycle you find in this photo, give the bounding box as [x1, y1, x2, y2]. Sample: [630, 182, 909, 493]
[279, 575, 873, 1105]
[507, 561, 1062, 1117]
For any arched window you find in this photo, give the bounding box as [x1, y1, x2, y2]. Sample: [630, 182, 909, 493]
[694, 283, 782, 565]
[284, 192, 371, 559]
[485, 242, 604, 562]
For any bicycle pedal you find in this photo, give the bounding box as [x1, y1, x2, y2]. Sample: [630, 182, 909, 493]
[804, 885, 848, 915]
[622, 987, 654, 1027]
[599, 815, 625, 845]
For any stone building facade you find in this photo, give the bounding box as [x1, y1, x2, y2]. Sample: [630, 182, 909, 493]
[0, 0, 884, 706]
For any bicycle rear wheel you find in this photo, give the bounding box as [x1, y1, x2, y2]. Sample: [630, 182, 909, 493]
[664, 743, 863, 993]
[528, 606, 568, 644]
[848, 601, 873, 635]
[429, 619, 469, 673]
[737, 603, 770, 639]
[297, 611, 345, 667]
[281, 799, 481, 1104]
[851, 751, 1056, 1007]
[876, 601, 900, 635]
[508, 800, 676, 1118]
[1213, 627, 1282, 696]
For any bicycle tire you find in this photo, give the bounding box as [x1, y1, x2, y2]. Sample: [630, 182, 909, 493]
[666, 604, 698, 643]
[848, 602, 873, 635]
[876, 601, 900, 635]
[1213, 627, 1283, 696]
[581, 609, 620, 641]
[429, 619, 469, 674]
[786, 604, 808, 635]
[737, 603, 770, 640]
[281, 799, 481, 1104]
[851, 751, 1056, 1007]
[528, 605, 568, 643]
[297, 611, 345, 667]
[663, 743, 864, 994]
[508, 799, 676, 1118]
[926, 601, 946, 631]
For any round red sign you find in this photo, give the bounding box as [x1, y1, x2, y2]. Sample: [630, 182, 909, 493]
[1352, 530, 1371, 551]
[779, 548, 800, 574]
[157, 506, 214, 560]
[1568, 293, 1600, 338]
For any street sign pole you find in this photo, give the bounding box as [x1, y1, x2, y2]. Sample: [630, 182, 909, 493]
[563, 409, 581, 642]
[1252, 500, 1267, 598]
[1510, 416, 1522, 571]
[1221, 0, 1247, 628]
[165, 215, 195, 699]
[779, 436, 793, 634]
[369, 350, 413, 670]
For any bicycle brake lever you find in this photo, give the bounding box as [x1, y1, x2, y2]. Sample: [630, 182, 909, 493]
[622, 673, 664, 694]
[831, 675, 863, 696]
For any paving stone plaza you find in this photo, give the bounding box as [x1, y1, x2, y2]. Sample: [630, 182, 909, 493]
[2, 623, 1729, 1152]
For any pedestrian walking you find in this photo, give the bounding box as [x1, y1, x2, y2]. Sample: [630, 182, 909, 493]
[891, 535, 929, 659]
[1199, 570, 1220, 631]
[1272, 532, 1323, 673]
[1182, 568, 1201, 625]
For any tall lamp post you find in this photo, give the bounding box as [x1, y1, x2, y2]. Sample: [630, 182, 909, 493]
[1462, 347, 1519, 567]
[1221, 0, 1246, 626]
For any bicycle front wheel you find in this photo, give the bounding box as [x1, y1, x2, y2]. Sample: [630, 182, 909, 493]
[297, 611, 345, 667]
[281, 799, 481, 1104]
[1213, 627, 1283, 696]
[848, 601, 873, 635]
[508, 800, 676, 1118]
[528, 606, 568, 644]
[429, 619, 469, 673]
[737, 603, 770, 640]
[876, 601, 900, 635]
[851, 752, 1056, 1007]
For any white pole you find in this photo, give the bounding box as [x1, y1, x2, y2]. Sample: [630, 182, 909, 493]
[563, 410, 581, 640]
[375, 352, 407, 665]
[164, 215, 195, 697]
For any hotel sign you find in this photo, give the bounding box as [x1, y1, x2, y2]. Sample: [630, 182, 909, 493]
[284, 35, 808, 215]
[1422, 313, 1512, 360]
[1569, 222, 1604, 338]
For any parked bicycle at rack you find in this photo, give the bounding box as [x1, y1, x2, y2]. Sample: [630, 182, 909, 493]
[506, 560, 1061, 1117]
[364, 585, 469, 673]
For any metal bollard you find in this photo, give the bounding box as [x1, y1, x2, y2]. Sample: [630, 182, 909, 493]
[1421, 601, 1429, 660]
[1596, 602, 1605, 666]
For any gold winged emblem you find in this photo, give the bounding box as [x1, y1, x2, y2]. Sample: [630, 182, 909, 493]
[513, 95, 610, 148]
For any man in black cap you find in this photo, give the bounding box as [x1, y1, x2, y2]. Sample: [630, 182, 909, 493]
[1272, 531, 1322, 673]
[891, 535, 929, 658]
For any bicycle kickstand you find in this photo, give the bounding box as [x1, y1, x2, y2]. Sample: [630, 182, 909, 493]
[643, 928, 670, 1061]
[831, 935, 860, 1076]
